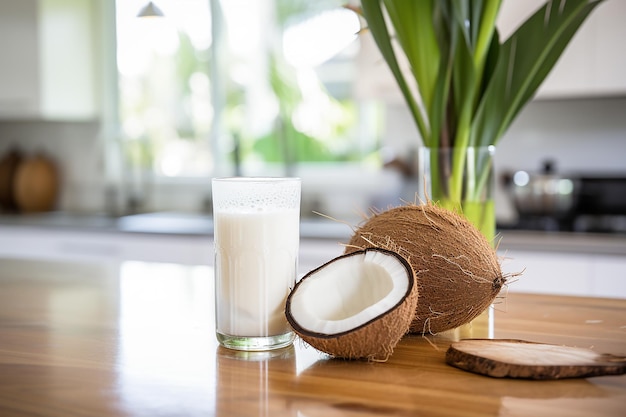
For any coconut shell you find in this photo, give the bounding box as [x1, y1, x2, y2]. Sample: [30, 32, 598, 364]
[14, 153, 60, 213]
[286, 249, 418, 361]
[345, 203, 504, 334]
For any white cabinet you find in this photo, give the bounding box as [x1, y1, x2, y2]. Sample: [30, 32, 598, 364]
[0, 224, 345, 273]
[497, 0, 626, 99]
[501, 249, 626, 299]
[0, 225, 214, 266]
[0, 0, 101, 120]
[0, 1, 40, 116]
[589, 256, 626, 298]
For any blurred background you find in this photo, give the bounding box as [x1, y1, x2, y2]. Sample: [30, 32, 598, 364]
[1, 0, 625, 222]
[0, 0, 625, 297]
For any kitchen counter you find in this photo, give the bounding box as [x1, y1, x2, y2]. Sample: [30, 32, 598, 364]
[0, 211, 353, 270]
[2, 211, 626, 299]
[0, 257, 624, 416]
[2, 210, 626, 254]
[0, 211, 354, 240]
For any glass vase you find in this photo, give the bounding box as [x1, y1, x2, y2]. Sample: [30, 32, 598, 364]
[418, 146, 496, 243]
[417, 145, 497, 338]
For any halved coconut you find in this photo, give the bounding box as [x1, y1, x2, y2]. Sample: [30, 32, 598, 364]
[285, 248, 418, 361]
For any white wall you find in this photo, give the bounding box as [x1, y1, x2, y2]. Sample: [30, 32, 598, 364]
[496, 97, 626, 222]
[0, 120, 109, 212]
[498, 97, 626, 173]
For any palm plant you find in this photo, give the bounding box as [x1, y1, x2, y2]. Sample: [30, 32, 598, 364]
[359, 0, 604, 240]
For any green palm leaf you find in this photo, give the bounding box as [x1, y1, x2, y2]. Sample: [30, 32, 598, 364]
[472, 0, 604, 148]
[383, 0, 439, 115]
[358, 0, 604, 228]
[360, 0, 429, 143]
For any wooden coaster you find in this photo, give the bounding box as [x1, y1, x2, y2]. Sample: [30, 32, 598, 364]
[445, 339, 626, 380]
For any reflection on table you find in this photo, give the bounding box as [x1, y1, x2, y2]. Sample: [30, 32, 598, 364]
[0, 257, 624, 416]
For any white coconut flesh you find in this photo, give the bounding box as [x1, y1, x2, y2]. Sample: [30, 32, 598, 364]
[288, 249, 412, 336]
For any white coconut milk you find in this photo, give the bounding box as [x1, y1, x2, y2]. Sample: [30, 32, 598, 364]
[214, 209, 299, 337]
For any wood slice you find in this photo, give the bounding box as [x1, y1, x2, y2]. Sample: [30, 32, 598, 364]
[445, 339, 626, 380]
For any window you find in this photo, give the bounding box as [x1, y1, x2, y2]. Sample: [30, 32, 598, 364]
[116, 0, 213, 178]
[115, 0, 383, 181]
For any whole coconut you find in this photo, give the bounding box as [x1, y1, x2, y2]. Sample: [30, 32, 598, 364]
[345, 203, 505, 334]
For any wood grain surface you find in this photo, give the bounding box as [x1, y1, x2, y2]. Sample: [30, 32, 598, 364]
[446, 339, 626, 379]
[0, 257, 625, 416]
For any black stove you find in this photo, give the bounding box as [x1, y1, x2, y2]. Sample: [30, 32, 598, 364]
[502, 174, 626, 234]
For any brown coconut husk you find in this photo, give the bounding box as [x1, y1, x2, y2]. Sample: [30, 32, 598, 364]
[286, 249, 418, 361]
[345, 202, 506, 334]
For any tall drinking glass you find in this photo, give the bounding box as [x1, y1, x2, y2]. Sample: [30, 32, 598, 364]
[212, 177, 301, 351]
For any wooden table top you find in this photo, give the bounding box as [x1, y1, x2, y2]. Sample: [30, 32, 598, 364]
[0, 257, 624, 417]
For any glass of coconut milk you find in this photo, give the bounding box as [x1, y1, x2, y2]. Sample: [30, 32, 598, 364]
[212, 177, 300, 351]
